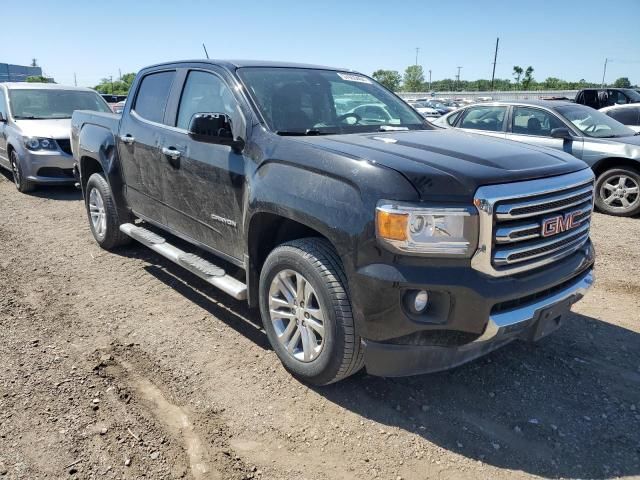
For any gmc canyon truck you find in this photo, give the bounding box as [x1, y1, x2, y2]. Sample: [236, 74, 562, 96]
[71, 60, 595, 385]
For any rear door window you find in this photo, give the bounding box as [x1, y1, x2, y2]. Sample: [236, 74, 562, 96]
[606, 107, 640, 126]
[133, 71, 176, 124]
[459, 106, 506, 131]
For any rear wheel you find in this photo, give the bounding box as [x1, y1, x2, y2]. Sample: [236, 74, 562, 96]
[595, 167, 640, 217]
[10, 150, 35, 193]
[259, 238, 364, 385]
[85, 173, 131, 250]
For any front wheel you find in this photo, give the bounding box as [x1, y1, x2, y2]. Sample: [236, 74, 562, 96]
[10, 150, 35, 193]
[85, 173, 131, 250]
[595, 167, 640, 217]
[259, 238, 364, 385]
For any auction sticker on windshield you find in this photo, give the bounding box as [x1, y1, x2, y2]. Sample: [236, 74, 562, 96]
[337, 73, 372, 84]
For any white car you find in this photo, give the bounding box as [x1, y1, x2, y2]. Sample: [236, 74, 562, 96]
[406, 101, 440, 119]
[600, 104, 640, 132]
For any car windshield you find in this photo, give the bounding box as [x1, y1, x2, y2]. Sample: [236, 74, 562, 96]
[428, 101, 446, 109]
[556, 105, 636, 138]
[8, 89, 111, 120]
[237, 67, 427, 134]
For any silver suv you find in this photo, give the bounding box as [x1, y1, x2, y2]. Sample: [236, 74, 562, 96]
[0, 83, 111, 192]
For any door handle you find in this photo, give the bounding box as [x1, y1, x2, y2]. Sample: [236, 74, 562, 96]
[162, 147, 181, 160]
[162, 146, 181, 168]
[120, 134, 135, 145]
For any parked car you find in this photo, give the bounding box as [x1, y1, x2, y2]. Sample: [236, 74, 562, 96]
[425, 100, 454, 114]
[71, 60, 594, 385]
[574, 88, 640, 110]
[600, 104, 640, 132]
[433, 100, 640, 216]
[0, 83, 112, 192]
[407, 101, 440, 119]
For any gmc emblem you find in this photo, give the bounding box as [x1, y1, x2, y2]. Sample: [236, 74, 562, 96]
[541, 210, 582, 237]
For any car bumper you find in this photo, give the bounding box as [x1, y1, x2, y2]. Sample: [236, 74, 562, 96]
[350, 241, 595, 377]
[363, 268, 594, 377]
[22, 149, 76, 185]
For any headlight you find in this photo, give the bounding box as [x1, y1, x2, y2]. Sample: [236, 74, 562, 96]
[23, 137, 58, 151]
[376, 202, 477, 256]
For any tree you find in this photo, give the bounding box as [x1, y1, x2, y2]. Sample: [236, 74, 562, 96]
[522, 66, 535, 90]
[372, 69, 402, 91]
[512, 66, 523, 89]
[403, 65, 425, 92]
[26, 75, 53, 83]
[613, 77, 631, 88]
[94, 73, 137, 95]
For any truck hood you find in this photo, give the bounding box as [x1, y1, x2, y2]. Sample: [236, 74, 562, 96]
[296, 129, 587, 201]
[13, 118, 72, 140]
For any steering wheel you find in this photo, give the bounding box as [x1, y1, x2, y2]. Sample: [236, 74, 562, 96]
[336, 112, 361, 124]
[584, 123, 596, 133]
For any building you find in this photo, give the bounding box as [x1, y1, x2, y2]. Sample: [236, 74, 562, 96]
[0, 63, 43, 82]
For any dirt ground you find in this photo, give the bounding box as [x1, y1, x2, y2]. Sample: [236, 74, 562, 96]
[0, 171, 638, 480]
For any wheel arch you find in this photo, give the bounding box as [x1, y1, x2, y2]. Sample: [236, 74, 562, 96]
[592, 157, 640, 177]
[245, 211, 344, 308]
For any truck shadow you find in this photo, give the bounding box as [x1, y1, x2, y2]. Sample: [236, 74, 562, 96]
[113, 242, 271, 351]
[316, 311, 640, 479]
[111, 241, 639, 479]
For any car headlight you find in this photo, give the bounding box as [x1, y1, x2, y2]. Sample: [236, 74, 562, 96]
[376, 202, 478, 256]
[23, 137, 58, 151]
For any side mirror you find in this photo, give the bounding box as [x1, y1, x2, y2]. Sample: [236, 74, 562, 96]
[188, 112, 244, 153]
[0, 112, 6, 123]
[551, 127, 573, 139]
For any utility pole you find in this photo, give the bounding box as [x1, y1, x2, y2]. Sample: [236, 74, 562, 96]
[428, 69, 432, 91]
[415, 47, 420, 66]
[491, 37, 499, 90]
[110, 75, 113, 94]
[601, 58, 609, 87]
[202, 43, 210, 59]
[118, 68, 122, 81]
[456, 66, 462, 91]
[74, 72, 77, 87]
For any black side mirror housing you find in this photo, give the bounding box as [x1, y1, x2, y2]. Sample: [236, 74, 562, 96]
[188, 113, 244, 153]
[551, 127, 572, 139]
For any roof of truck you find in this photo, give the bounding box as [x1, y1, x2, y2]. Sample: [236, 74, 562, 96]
[142, 59, 354, 72]
[0, 82, 96, 92]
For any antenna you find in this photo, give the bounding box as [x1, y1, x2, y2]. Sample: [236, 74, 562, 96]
[202, 43, 210, 59]
[491, 37, 499, 91]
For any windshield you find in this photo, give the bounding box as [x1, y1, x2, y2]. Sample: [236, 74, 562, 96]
[556, 105, 636, 138]
[237, 67, 427, 134]
[8, 89, 111, 119]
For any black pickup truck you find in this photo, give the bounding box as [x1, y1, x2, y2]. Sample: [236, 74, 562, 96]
[71, 60, 595, 385]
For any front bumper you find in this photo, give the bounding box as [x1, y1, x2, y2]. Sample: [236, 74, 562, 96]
[22, 149, 75, 185]
[363, 267, 594, 377]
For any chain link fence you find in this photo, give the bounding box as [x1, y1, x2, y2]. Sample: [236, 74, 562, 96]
[398, 90, 578, 102]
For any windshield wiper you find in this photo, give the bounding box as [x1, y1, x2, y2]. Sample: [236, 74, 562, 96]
[276, 129, 336, 136]
[378, 125, 409, 132]
[14, 115, 47, 120]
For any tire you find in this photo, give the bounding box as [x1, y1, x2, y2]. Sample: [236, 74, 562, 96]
[594, 167, 640, 217]
[85, 173, 131, 250]
[259, 238, 364, 385]
[10, 150, 36, 193]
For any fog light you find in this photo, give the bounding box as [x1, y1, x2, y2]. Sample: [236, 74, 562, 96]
[414, 290, 429, 313]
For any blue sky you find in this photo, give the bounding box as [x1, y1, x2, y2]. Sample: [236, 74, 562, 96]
[5, 0, 639, 87]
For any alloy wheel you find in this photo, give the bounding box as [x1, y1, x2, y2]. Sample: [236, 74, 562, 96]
[268, 269, 326, 362]
[600, 174, 640, 211]
[88, 187, 107, 239]
[10, 153, 20, 188]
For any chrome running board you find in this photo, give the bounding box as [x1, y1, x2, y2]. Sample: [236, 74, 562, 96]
[119, 223, 247, 300]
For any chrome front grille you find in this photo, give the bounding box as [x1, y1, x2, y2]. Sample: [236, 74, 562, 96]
[472, 169, 595, 277]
